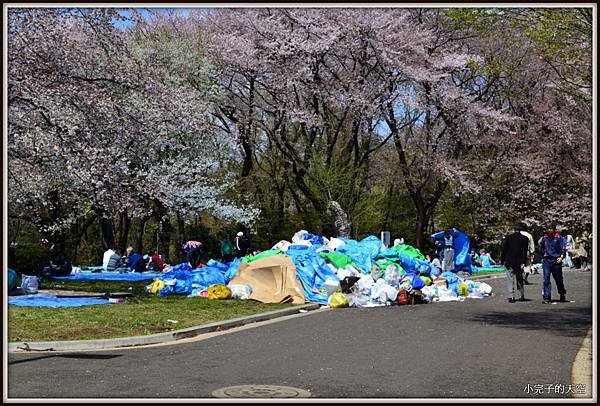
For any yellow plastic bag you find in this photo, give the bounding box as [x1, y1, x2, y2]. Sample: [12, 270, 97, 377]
[457, 283, 468, 297]
[207, 284, 232, 300]
[147, 279, 166, 295]
[328, 291, 349, 308]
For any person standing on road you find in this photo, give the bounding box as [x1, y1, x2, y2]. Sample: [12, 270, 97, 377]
[537, 223, 568, 304]
[518, 223, 536, 285]
[501, 223, 530, 303]
[574, 226, 591, 271]
[431, 228, 459, 273]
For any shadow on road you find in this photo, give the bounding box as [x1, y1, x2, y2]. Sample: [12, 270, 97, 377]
[467, 306, 592, 338]
[8, 353, 122, 366]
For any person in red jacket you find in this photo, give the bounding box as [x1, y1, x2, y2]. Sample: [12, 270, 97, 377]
[149, 249, 165, 272]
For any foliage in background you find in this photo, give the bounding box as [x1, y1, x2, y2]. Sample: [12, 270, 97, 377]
[6, 7, 593, 265]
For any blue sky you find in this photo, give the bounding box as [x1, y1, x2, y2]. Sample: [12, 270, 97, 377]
[114, 8, 191, 30]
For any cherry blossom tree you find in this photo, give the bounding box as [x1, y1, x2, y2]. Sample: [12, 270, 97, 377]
[8, 8, 258, 255]
[204, 8, 520, 247]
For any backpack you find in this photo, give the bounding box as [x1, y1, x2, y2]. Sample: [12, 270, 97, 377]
[221, 240, 234, 256]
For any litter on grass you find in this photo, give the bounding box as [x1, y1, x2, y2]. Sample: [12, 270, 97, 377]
[145, 230, 493, 307]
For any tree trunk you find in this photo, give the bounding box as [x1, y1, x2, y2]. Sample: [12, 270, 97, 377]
[414, 206, 430, 251]
[135, 216, 149, 254]
[159, 219, 173, 260]
[177, 214, 185, 249]
[117, 211, 130, 253]
[94, 206, 114, 250]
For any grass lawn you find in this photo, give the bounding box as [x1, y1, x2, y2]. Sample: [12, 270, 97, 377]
[8, 279, 295, 342]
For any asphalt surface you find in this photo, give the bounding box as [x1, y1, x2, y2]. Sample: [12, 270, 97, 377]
[6, 269, 593, 400]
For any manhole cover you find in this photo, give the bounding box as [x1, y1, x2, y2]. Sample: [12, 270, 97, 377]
[212, 385, 311, 398]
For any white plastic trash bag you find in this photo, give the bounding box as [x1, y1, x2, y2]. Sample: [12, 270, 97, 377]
[476, 282, 493, 295]
[344, 264, 361, 276]
[292, 230, 309, 244]
[380, 283, 399, 302]
[370, 283, 383, 301]
[356, 275, 374, 294]
[327, 237, 346, 251]
[21, 275, 39, 294]
[228, 284, 253, 300]
[468, 288, 484, 299]
[384, 266, 402, 287]
[272, 240, 292, 251]
[347, 290, 370, 307]
[421, 285, 439, 302]
[437, 286, 460, 302]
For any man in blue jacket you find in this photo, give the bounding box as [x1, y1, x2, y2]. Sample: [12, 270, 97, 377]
[126, 246, 144, 272]
[537, 223, 568, 304]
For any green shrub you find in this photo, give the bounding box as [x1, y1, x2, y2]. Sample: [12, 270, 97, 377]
[8, 244, 49, 276]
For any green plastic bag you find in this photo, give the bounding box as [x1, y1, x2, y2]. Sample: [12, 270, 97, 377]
[319, 251, 354, 269]
[241, 250, 284, 263]
[393, 244, 426, 260]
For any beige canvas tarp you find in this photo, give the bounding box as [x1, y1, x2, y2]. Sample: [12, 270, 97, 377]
[229, 255, 305, 304]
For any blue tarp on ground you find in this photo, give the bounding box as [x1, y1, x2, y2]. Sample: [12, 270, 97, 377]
[472, 265, 507, 273]
[155, 263, 228, 297]
[52, 272, 162, 281]
[285, 246, 339, 304]
[8, 294, 110, 307]
[337, 236, 385, 274]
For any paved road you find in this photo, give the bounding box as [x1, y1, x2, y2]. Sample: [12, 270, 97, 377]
[7, 269, 593, 400]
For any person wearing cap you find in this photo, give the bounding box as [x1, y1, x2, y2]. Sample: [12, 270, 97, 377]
[537, 223, 568, 304]
[501, 223, 530, 302]
[234, 231, 250, 257]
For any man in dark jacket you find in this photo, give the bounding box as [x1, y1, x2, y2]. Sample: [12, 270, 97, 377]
[501, 223, 530, 303]
[41, 242, 72, 277]
[537, 222, 568, 303]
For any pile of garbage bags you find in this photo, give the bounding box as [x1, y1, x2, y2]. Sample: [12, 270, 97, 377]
[145, 230, 493, 307]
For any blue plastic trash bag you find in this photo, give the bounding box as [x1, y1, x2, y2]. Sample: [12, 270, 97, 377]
[206, 259, 229, 272]
[189, 267, 226, 290]
[405, 273, 426, 290]
[304, 232, 325, 245]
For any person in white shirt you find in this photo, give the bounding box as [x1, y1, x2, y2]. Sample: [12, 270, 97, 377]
[102, 247, 116, 271]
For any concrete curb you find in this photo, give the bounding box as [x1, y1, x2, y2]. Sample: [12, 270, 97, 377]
[571, 328, 594, 399]
[8, 303, 321, 353]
